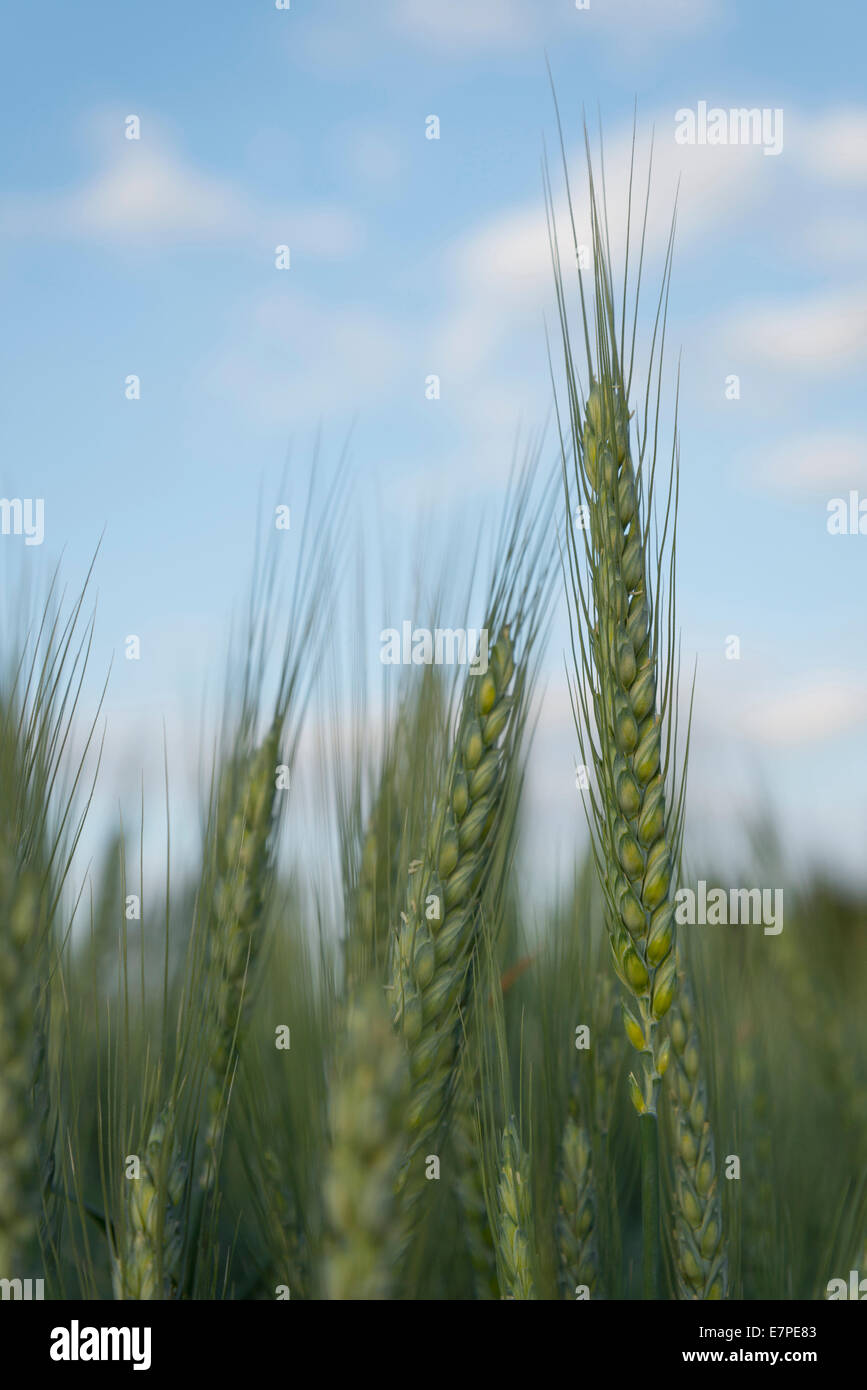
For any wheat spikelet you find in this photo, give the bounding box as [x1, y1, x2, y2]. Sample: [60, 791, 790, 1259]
[114, 1107, 187, 1300]
[495, 1117, 537, 1300]
[390, 626, 516, 1197]
[322, 984, 407, 1300]
[667, 965, 727, 1299]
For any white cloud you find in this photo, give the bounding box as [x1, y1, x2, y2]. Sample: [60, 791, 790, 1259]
[72, 147, 245, 242]
[341, 125, 405, 187]
[807, 213, 867, 261]
[392, 0, 720, 52]
[747, 432, 867, 496]
[203, 291, 405, 426]
[0, 139, 361, 257]
[739, 674, 867, 747]
[392, 0, 531, 50]
[796, 107, 867, 185]
[448, 115, 769, 309]
[726, 287, 867, 372]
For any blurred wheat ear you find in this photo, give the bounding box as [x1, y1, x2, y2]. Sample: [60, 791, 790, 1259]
[112, 1103, 187, 1300]
[321, 982, 408, 1300]
[0, 562, 103, 1285]
[192, 467, 344, 1189]
[388, 452, 555, 1233]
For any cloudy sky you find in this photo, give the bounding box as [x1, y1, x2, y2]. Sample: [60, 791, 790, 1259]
[2, 0, 866, 890]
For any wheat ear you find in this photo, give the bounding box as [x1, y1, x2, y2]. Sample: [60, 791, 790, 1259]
[551, 125, 688, 1296]
[573, 377, 678, 1115]
[0, 578, 99, 1279]
[556, 1116, 600, 1299]
[667, 964, 727, 1299]
[322, 984, 408, 1300]
[390, 626, 516, 1196]
[114, 1107, 187, 1300]
[495, 1117, 537, 1300]
[203, 716, 283, 1173]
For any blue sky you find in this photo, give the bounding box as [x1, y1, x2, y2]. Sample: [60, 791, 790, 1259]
[2, 0, 866, 890]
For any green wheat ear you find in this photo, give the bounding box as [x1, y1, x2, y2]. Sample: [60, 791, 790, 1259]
[209, 716, 284, 1081]
[556, 1116, 600, 1300]
[390, 625, 518, 1198]
[495, 1117, 538, 1300]
[0, 573, 99, 1282]
[549, 111, 691, 1298]
[113, 1106, 187, 1301]
[200, 717, 285, 1183]
[572, 375, 679, 1117]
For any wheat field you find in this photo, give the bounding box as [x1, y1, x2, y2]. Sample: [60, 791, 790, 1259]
[2, 131, 866, 1311]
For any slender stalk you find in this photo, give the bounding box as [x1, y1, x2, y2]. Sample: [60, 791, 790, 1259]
[640, 1113, 660, 1299]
